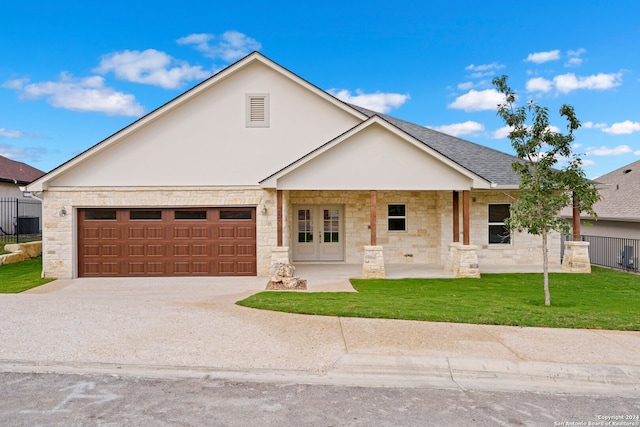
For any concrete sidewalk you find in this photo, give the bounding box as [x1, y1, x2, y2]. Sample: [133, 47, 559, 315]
[0, 274, 638, 397]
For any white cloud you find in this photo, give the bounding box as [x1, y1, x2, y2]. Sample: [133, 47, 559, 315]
[2, 78, 29, 89]
[327, 89, 409, 113]
[492, 126, 513, 139]
[565, 48, 587, 67]
[94, 49, 210, 89]
[0, 143, 46, 161]
[177, 31, 261, 62]
[0, 128, 28, 138]
[464, 62, 505, 78]
[12, 73, 145, 117]
[586, 145, 632, 156]
[601, 120, 640, 135]
[526, 77, 553, 93]
[582, 121, 607, 130]
[430, 121, 484, 137]
[448, 89, 505, 112]
[525, 50, 561, 64]
[554, 72, 622, 93]
[457, 81, 474, 91]
[582, 159, 596, 166]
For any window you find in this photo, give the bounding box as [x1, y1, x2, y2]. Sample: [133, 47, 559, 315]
[220, 210, 252, 220]
[488, 204, 510, 244]
[130, 210, 162, 220]
[175, 210, 206, 220]
[246, 94, 270, 127]
[388, 204, 406, 231]
[85, 210, 116, 220]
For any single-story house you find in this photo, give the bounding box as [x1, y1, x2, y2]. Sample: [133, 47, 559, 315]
[1, 155, 45, 237]
[0, 155, 45, 199]
[565, 160, 640, 239]
[26, 52, 573, 279]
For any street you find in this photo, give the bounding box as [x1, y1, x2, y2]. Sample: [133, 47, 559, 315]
[0, 372, 638, 426]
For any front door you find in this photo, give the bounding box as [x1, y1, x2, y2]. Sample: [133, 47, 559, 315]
[293, 205, 344, 261]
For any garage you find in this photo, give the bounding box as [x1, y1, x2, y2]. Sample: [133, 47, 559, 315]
[77, 207, 256, 277]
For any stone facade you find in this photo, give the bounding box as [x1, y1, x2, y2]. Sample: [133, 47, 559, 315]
[561, 241, 591, 273]
[40, 187, 562, 279]
[362, 245, 385, 278]
[41, 187, 277, 278]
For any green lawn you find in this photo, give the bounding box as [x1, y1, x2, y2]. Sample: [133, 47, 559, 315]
[0, 258, 54, 293]
[237, 267, 640, 330]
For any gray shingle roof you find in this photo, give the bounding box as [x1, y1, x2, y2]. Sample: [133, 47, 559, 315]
[588, 160, 640, 220]
[349, 104, 523, 187]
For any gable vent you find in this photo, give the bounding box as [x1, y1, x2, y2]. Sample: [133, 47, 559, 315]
[246, 94, 270, 128]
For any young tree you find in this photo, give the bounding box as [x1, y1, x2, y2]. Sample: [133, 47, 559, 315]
[492, 75, 599, 306]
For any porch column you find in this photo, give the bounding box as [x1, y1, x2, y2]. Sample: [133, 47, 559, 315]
[277, 190, 283, 246]
[452, 191, 460, 242]
[370, 190, 377, 246]
[572, 191, 581, 241]
[462, 190, 470, 245]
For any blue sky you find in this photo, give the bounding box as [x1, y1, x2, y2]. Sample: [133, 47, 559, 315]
[2, 0, 639, 179]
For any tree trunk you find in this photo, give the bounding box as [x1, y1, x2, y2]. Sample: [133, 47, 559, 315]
[542, 230, 551, 306]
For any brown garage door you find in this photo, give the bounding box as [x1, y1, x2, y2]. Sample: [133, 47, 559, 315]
[78, 207, 256, 277]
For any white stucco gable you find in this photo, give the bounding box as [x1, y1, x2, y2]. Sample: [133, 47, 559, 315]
[26, 52, 367, 191]
[261, 116, 492, 190]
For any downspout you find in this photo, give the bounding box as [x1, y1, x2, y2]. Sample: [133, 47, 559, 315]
[22, 189, 46, 279]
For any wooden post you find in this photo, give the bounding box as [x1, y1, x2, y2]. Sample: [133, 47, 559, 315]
[462, 190, 470, 245]
[277, 190, 283, 246]
[452, 191, 460, 243]
[572, 192, 581, 241]
[370, 190, 377, 246]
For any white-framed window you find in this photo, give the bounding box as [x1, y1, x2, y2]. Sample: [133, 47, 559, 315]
[488, 203, 511, 244]
[246, 93, 270, 127]
[388, 204, 406, 232]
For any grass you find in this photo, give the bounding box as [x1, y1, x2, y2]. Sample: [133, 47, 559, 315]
[0, 257, 54, 293]
[237, 267, 640, 330]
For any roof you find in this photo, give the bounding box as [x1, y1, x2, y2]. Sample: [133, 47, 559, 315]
[585, 160, 640, 221]
[349, 105, 522, 187]
[0, 155, 45, 185]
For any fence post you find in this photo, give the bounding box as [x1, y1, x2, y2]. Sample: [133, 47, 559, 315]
[15, 198, 19, 244]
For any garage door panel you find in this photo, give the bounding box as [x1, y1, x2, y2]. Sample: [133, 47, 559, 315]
[78, 208, 255, 277]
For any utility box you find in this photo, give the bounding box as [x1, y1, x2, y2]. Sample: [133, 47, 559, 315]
[16, 216, 39, 235]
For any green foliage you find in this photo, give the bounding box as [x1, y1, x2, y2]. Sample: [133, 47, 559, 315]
[0, 258, 54, 293]
[237, 268, 640, 330]
[492, 75, 600, 237]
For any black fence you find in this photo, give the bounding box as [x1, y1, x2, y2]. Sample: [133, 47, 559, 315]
[0, 197, 42, 245]
[562, 234, 640, 273]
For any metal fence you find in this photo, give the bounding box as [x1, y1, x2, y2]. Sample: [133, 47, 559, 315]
[0, 197, 42, 245]
[562, 234, 640, 273]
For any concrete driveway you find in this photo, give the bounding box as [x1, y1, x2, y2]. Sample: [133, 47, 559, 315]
[1, 274, 639, 395]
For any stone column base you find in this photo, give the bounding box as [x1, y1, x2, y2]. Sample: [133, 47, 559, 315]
[270, 246, 291, 276]
[447, 243, 480, 278]
[561, 241, 591, 273]
[362, 245, 385, 278]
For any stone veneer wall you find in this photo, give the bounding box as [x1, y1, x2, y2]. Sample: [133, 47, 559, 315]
[41, 187, 277, 279]
[287, 190, 443, 265]
[468, 190, 561, 266]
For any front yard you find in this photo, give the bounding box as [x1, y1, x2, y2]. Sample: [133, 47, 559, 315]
[0, 258, 54, 293]
[238, 267, 640, 330]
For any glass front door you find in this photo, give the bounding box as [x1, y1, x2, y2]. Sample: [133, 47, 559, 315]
[293, 205, 344, 261]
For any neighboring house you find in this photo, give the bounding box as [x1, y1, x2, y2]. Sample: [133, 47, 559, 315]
[0, 155, 45, 237]
[570, 160, 640, 239]
[0, 155, 45, 198]
[26, 52, 563, 279]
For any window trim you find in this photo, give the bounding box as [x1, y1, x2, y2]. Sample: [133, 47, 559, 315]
[488, 203, 511, 245]
[246, 93, 270, 128]
[387, 203, 407, 232]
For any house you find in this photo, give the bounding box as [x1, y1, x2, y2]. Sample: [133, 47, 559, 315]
[569, 160, 640, 239]
[26, 52, 568, 279]
[1, 155, 45, 238]
[0, 155, 45, 198]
